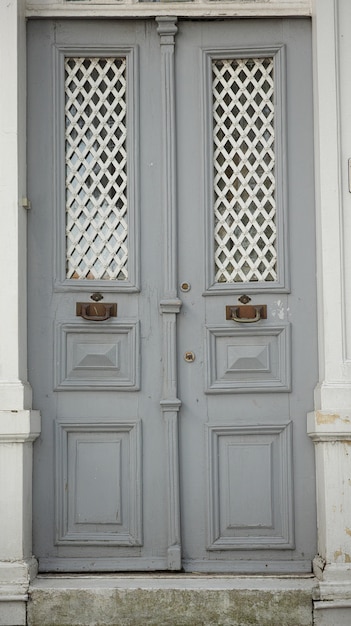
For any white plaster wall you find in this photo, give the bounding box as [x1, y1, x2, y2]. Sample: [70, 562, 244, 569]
[0, 3, 40, 624]
[309, 2, 351, 623]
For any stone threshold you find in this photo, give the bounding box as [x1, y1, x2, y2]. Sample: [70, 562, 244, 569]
[28, 574, 317, 626]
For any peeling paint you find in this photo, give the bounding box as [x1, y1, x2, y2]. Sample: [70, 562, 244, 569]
[346, 528, 351, 537]
[272, 299, 286, 321]
[333, 549, 351, 563]
[315, 411, 351, 425]
[335, 503, 344, 514]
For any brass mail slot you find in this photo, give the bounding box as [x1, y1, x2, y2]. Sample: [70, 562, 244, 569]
[76, 302, 117, 321]
[226, 304, 267, 323]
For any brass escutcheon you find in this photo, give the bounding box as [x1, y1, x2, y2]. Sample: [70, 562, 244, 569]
[180, 282, 191, 292]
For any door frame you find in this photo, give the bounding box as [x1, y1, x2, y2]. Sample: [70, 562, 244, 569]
[27, 14, 316, 575]
[1, 0, 351, 623]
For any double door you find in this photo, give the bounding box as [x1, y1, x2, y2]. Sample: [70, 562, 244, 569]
[28, 17, 317, 572]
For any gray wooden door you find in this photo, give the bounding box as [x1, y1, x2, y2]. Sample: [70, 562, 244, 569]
[28, 17, 317, 573]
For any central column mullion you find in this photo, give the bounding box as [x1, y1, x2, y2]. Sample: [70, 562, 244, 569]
[156, 16, 182, 571]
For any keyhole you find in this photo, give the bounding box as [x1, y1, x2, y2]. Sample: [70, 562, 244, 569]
[184, 351, 195, 363]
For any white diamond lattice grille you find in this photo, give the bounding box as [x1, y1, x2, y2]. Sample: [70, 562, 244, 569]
[65, 57, 128, 280]
[212, 57, 277, 284]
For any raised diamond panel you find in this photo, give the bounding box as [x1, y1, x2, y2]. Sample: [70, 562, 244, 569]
[74, 343, 119, 369]
[212, 57, 277, 284]
[65, 57, 128, 280]
[55, 322, 139, 390]
[227, 344, 269, 372]
[205, 325, 291, 392]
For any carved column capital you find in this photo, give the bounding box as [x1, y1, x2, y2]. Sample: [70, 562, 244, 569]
[156, 17, 178, 45]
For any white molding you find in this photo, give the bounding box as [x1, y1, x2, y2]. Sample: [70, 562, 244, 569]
[308, 409, 351, 577]
[311, 0, 346, 402]
[0, 4, 40, 624]
[0, 410, 40, 443]
[0, 382, 33, 412]
[308, 410, 351, 442]
[337, 1, 351, 365]
[309, 5, 351, 601]
[0, 0, 32, 409]
[0, 559, 38, 587]
[26, 1, 312, 19]
[320, 569, 351, 589]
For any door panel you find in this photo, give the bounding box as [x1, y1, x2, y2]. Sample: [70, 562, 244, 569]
[28, 17, 317, 573]
[28, 19, 167, 571]
[176, 19, 316, 572]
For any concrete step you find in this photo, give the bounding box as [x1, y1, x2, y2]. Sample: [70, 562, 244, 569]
[28, 574, 317, 626]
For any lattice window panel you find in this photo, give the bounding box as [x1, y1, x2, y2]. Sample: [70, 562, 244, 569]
[213, 57, 277, 284]
[65, 57, 128, 280]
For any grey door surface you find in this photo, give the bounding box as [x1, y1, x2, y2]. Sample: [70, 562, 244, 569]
[28, 17, 317, 573]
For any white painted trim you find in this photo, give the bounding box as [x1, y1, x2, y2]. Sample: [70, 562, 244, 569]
[307, 410, 351, 442]
[26, 1, 312, 19]
[0, 4, 40, 623]
[308, 8, 351, 609]
[0, 0, 31, 407]
[337, 1, 351, 368]
[0, 411, 40, 443]
[311, 0, 347, 410]
[0, 382, 33, 412]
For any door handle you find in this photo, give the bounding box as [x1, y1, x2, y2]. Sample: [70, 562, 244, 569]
[226, 304, 267, 323]
[76, 302, 117, 321]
